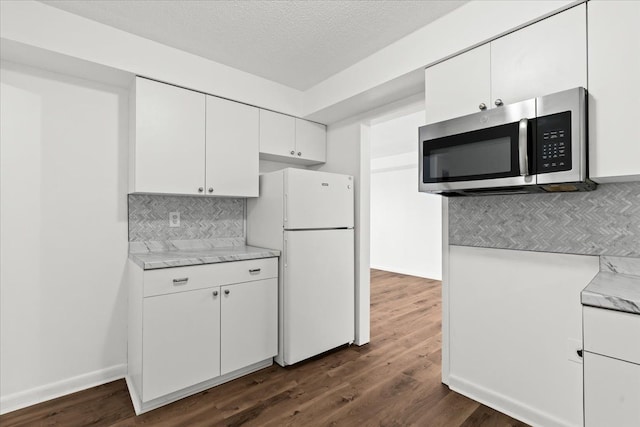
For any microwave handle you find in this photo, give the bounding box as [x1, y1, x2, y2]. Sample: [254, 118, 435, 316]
[518, 118, 529, 176]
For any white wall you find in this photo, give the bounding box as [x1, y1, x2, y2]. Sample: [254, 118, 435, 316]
[0, 1, 302, 116]
[449, 246, 599, 427]
[0, 61, 129, 414]
[258, 159, 308, 174]
[370, 111, 442, 280]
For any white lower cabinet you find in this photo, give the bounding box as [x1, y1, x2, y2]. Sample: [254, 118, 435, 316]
[221, 279, 277, 375]
[143, 287, 221, 402]
[584, 352, 640, 427]
[127, 258, 278, 414]
[583, 306, 640, 427]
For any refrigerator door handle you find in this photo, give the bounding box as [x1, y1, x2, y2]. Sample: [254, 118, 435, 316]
[284, 238, 288, 268]
[284, 193, 288, 224]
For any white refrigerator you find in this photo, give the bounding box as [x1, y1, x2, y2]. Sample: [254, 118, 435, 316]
[247, 168, 355, 366]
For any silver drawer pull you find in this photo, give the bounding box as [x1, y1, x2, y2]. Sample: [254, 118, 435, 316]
[172, 277, 189, 285]
[249, 268, 261, 274]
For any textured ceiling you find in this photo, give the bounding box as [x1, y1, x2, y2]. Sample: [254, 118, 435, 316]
[40, 0, 467, 90]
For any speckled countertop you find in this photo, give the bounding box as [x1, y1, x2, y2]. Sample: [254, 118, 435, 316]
[128, 239, 279, 270]
[581, 256, 640, 315]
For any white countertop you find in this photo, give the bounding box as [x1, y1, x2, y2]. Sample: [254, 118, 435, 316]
[128, 240, 279, 270]
[582, 256, 640, 315]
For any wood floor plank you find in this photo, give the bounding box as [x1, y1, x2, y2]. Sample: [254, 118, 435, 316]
[0, 269, 530, 427]
[460, 404, 530, 427]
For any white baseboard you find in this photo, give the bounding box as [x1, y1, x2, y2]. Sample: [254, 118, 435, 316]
[370, 264, 442, 281]
[128, 359, 273, 415]
[448, 374, 580, 427]
[0, 364, 127, 415]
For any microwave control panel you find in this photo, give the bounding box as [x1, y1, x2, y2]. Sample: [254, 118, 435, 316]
[536, 111, 572, 174]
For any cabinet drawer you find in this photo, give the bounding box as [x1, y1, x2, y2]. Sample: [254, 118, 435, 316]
[144, 258, 278, 297]
[583, 306, 640, 364]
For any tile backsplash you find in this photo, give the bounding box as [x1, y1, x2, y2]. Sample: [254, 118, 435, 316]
[449, 182, 640, 257]
[128, 194, 245, 242]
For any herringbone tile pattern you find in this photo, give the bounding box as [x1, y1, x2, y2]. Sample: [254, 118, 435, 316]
[128, 194, 244, 242]
[449, 182, 640, 256]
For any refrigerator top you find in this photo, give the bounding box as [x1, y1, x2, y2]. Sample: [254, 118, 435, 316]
[282, 167, 353, 182]
[282, 168, 355, 230]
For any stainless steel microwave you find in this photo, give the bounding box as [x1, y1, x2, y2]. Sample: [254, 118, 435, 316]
[418, 87, 595, 196]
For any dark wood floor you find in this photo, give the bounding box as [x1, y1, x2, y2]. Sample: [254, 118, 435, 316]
[1, 269, 528, 427]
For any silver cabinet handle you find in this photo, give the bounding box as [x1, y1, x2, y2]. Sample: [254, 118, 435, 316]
[290, 150, 295, 155]
[495, 99, 504, 107]
[173, 277, 189, 285]
[208, 187, 214, 193]
[249, 268, 261, 274]
[297, 152, 302, 156]
[224, 289, 230, 295]
[479, 103, 487, 110]
[518, 118, 529, 176]
[198, 187, 204, 193]
[212, 290, 219, 296]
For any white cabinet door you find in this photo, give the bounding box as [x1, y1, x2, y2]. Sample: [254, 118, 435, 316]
[259, 110, 327, 165]
[259, 109, 295, 158]
[588, 0, 640, 182]
[134, 77, 206, 195]
[425, 43, 491, 125]
[294, 118, 326, 163]
[220, 278, 277, 375]
[142, 287, 220, 401]
[206, 96, 259, 197]
[491, 4, 587, 106]
[584, 352, 640, 427]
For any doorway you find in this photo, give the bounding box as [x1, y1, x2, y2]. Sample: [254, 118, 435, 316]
[369, 110, 442, 280]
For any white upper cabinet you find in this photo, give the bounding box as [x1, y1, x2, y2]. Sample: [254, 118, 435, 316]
[133, 77, 206, 195]
[425, 44, 491, 125]
[259, 109, 326, 165]
[259, 109, 296, 158]
[425, 4, 586, 123]
[131, 77, 260, 196]
[206, 96, 259, 197]
[588, 0, 640, 182]
[491, 4, 587, 106]
[294, 118, 326, 163]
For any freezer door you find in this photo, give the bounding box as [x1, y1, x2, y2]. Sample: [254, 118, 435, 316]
[284, 168, 354, 229]
[283, 229, 355, 365]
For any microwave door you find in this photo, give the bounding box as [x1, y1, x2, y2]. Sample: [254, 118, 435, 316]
[419, 99, 536, 192]
[419, 99, 536, 193]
